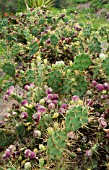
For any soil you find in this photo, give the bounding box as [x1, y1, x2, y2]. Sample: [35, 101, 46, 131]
[0, 85, 25, 120]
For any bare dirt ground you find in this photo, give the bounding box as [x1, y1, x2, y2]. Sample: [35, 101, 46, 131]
[0, 85, 25, 120]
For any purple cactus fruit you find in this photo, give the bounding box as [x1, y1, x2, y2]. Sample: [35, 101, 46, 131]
[4, 113, 11, 119]
[44, 30, 48, 34]
[103, 83, 109, 90]
[96, 84, 104, 91]
[85, 150, 92, 157]
[7, 87, 14, 96]
[61, 36, 65, 41]
[5, 149, 11, 158]
[66, 37, 71, 43]
[4, 95, 9, 101]
[106, 133, 109, 138]
[101, 94, 107, 100]
[24, 149, 31, 158]
[21, 112, 28, 119]
[52, 100, 58, 105]
[75, 26, 81, 31]
[15, 151, 20, 156]
[35, 103, 41, 109]
[99, 119, 107, 129]
[53, 94, 59, 100]
[21, 100, 28, 107]
[24, 85, 30, 91]
[67, 132, 77, 139]
[42, 48, 47, 52]
[98, 117, 107, 129]
[37, 106, 46, 114]
[61, 103, 68, 109]
[46, 87, 53, 95]
[46, 38, 51, 45]
[30, 151, 36, 159]
[86, 99, 93, 107]
[37, 11, 40, 15]
[32, 113, 41, 124]
[30, 83, 35, 89]
[47, 94, 53, 100]
[72, 95, 79, 101]
[46, 99, 52, 104]
[61, 14, 65, 18]
[48, 103, 55, 109]
[8, 145, 16, 153]
[30, 8, 34, 11]
[59, 107, 66, 114]
[15, 74, 19, 77]
[92, 80, 97, 87]
[9, 86, 15, 90]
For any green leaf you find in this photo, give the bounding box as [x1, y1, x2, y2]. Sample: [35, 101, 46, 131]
[50, 34, 58, 46]
[3, 63, 15, 76]
[7, 168, 16, 170]
[16, 123, 25, 137]
[29, 42, 39, 56]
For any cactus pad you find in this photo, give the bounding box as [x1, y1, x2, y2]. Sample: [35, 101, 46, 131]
[65, 106, 88, 132]
[73, 53, 92, 71]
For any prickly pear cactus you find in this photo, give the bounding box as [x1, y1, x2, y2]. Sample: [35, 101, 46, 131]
[73, 53, 92, 71]
[47, 129, 67, 160]
[12, 93, 23, 103]
[47, 70, 62, 93]
[88, 37, 101, 54]
[102, 57, 109, 76]
[16, 123, 25, 138]
[0, 129, 16, 147]
[83, 24, 92, 38]
[73, 75, 88, 97]
[65, 106, 88, 132]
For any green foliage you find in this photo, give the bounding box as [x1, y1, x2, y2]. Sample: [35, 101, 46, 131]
[47, 129, 67, 159]
[29, 42, 39, 56]
[83, 24, 92, 38]
[50, 34, 58, 46]
[73, 75, 88, 97]
[26, 69, 36, 82]
[102, 57, 109, 76]
[65, 106, 88, 132]
[88, 37, 101, 54]
[73, 53, 92, 71]
[47, 70, 62, 93]
[16, 123, 25, 137]
[12, 94, 23, 103]
[24, 0, 55, 9]
[0, 0, 25, 16]
[0, 129, 16, 147]
[3, 63, 15, 76]
[47, 106, 88, 160]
